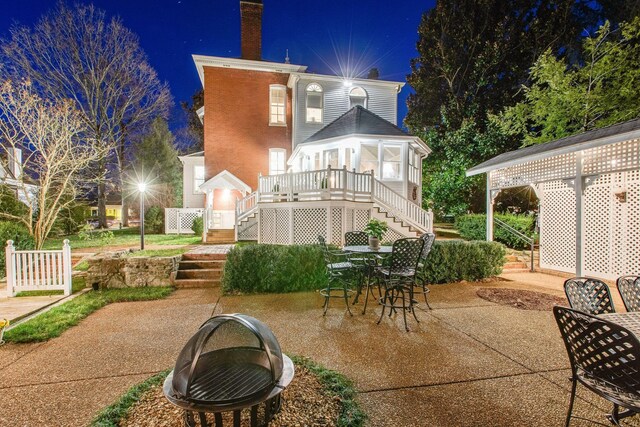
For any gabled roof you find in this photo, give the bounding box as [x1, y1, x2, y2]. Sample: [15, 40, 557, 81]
[200, 169, 251, 193]
[303, 106, 410, 144]
[467, 117, 640, 176]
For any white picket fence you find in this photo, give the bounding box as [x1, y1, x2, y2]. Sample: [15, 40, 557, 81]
[5, 239, 72, 297]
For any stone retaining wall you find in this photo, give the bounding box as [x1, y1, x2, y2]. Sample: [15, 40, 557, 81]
[86, 251, 180, 289]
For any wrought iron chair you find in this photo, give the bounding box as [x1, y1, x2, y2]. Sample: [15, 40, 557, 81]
[345, 231, 378, 307]
[344, 231, 369, 246]
[617, 275, 640, 312]
[564, 277, 615, 315]
[553, 306, 640, 426]
[374, 238, 424, 331]
[413, 233, 436, 310]
[317, 235, 353, 316]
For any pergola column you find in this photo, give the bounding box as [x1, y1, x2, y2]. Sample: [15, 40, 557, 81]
[486, 174, 501, 241]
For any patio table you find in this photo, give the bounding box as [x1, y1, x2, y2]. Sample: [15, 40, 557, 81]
[343, 246, 392, 304]
[599, 312, 640, 337]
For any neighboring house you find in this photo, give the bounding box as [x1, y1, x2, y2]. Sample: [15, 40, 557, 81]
[169, 0, 433, 244]
[0, 148, 39, 207]
[89, 194, 123, 227]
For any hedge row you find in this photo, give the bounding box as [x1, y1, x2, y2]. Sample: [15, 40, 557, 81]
[222, 240, 506, 294]
[455, 214, 535, 250]
[0, 221, 35, 278]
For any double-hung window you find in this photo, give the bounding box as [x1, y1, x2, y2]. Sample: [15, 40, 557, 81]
[306, 83, 323, 123]
[382, 145, 402, 180]
[269, 148, 286, 175]
[194, 165, 205, 194]
[269, 85, 286, 125]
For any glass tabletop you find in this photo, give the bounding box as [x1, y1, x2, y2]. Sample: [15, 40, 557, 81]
[343, 245, 392, 254]
[600, 312, 640, 337]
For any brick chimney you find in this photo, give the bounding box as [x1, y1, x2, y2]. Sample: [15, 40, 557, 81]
[240, 0, 263, 60]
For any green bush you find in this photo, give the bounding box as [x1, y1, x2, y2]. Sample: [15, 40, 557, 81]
[53, 202, 90, 235]
[144, 206, 164, 234]
[420, 240, 505, 284]
[0, 184, 29, 219]
[191, 216, 204, 236]
[0, 221, 35, 277]
[222, 244, 328, 294]
[455, 213, 535, 250]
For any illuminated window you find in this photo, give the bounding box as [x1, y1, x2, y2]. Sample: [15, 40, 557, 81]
[382, 145, 402, 180]
[409, 150, 421, 183]
[349, 87, 367, 108]
[269, 85, 286, 125]
[269, 148, 286, 175]
[194, 165, 205, 194]
[360, 144, 379, 176]
[306, 83, 323, 123]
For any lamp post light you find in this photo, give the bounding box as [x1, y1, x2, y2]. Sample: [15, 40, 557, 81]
[138, 182, 147, 250]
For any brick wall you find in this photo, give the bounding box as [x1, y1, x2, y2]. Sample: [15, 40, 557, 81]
[240, 1, 262, 60]
[203, 66, 292, 191]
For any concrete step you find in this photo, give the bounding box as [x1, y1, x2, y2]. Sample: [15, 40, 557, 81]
[504, 255, 519, 262]
[503, 262, 529, 270]
[178, 260, 225, 269]
[176, 269, 223, 280]
[173, 278, 220, 288]
[181, 253, 227, 261]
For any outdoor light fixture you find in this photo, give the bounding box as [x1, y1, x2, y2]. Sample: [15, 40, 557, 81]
[614, 185, 627, 203]
[222, 188, 231, 199]
[138, 182, 147, 250]
[343, 79, 353, 87]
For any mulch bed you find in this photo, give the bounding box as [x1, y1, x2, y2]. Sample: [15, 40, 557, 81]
[476, 287, 566, 311]
[120, 365, 340, 427]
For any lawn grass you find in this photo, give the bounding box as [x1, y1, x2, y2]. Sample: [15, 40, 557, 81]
[43, 227, 200, 250]
[4, 285, 173, 343]
[74, 260, 89, 271]
[90, 356, 366, 427]
[91, 369, 171, 427]
[126, 248, 188, 258]
[14, 276, 87, 297]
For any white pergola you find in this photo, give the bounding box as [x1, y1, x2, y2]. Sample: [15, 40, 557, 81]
[467, 118, 640, 280]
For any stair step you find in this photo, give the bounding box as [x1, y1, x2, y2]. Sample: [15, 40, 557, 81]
[504, 255, 519, 262]
[173, 278, 220, 288]
[181, 253, 227, 261]
[176, 269, 223, 280]
[178, 260, 225, 269]
[503, 262, 528, 269]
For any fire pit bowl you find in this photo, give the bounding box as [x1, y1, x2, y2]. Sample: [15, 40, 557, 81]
[164, 314, 294, 426]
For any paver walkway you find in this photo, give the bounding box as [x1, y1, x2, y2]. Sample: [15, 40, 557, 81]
[0, 277, 637, 426]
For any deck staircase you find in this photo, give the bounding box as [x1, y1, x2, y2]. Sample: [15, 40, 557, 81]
[205, 229, 236, 244]
[173, 252, 225, 288]
[371, 206, 422, 238]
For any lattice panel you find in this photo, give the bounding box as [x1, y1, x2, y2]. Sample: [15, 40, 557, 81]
[238, 216, 258, 241]
[331, 208, 343, 245]
[179, 212, 201, 233]
[490, 153, 576, 189]
[275, 210, 290, 245]
[583, 139, 640, 175]
[612, 170, 640, 277]
[346, 208, 354, 232]
[293, 208, 327, 244]
[260, 209, 276, 243]
[354, 209, 370, 231]
[540, 180, 576, 272]
[584, 175, 613, 277]
[382, 228, 405, 244]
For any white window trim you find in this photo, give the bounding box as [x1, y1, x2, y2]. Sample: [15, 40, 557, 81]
[193, 165, 205, 195]
[349, 87, 368, 109]
[305, 83, 323, 124]
[269, 84, 287, 126]
[269, 148, 287, 175]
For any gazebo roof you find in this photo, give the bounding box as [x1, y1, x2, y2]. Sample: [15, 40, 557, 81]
[467, 117, 640, 176]
[302, 105, 410, 144]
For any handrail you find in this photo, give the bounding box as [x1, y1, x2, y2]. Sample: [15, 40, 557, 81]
[494, 218, 535, 272]
[236, 191, 258, 220]
[372, 179, 432, 233]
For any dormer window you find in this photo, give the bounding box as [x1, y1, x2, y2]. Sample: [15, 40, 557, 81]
[269, 85, 286, 126]
[349, 87, 368, 109]
[306, 83, 323, 124]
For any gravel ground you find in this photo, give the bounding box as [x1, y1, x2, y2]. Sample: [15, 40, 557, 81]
[476, 287, 566, 310]
[121, 365, 340, 427]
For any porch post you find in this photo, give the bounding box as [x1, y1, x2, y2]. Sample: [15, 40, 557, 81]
[575, 152, 584, 277]
[486, 173, 494, 241]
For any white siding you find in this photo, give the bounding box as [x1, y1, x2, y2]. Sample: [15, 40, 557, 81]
[293, 77, 399, 146]
[180, 156, 206, 208]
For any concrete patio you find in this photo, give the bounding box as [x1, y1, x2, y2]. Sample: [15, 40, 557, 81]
[0, 274, 637, 426]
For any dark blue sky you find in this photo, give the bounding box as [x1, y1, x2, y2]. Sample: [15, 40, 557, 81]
[0, 0, 435, 130]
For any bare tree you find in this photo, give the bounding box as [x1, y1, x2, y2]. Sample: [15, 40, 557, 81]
[0, 79, 107, 249]
[0, 3, 172, 228]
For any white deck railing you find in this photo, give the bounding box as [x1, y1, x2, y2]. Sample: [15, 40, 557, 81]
[5, 240, 72, 297]
[236, 166, 433, 233]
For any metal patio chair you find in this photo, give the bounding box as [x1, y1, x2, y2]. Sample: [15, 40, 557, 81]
[374, 238, 424, 331]
[564, 277, 615, 315]
[413, 233, 436, 310]
[617, 276, 640, 313]
[318, 235, 353, 316]
[553, 306, 640, 426]
[345, 231, 378, 306]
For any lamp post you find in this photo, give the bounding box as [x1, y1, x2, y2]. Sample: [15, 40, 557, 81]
[138, 182, 146, 250]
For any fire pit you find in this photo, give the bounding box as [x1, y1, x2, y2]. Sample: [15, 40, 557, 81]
[164, 314, 294, 427]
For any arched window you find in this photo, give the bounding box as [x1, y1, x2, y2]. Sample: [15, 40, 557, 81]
[349, 87, 367, 108]
[306, 83, 323, 123]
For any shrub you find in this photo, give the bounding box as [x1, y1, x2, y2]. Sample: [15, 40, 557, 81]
[53, 202, 90, 235]
[0, 221, 35, 277]
[144, 206, 164, 234]
[420, 240, 505, 284]
[0, 184, 29, 220]
[222, 244, 328, 294]
[455, 213, 535, 250]
[191, 216, 204, 236]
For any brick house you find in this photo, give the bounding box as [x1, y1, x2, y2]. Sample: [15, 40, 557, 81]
[167, 0, 433, 244]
